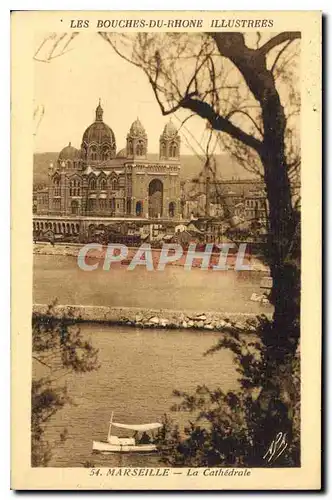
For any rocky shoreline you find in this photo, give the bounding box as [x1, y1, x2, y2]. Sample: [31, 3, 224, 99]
[33, 304, 273, 333]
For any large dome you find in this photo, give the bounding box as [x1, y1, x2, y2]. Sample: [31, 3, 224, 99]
[82, 121, 116, 146]
[82, 101, 115, 151]
[81, 101, 117, 162]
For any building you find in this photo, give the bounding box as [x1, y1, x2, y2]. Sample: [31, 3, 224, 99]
[35, 101, 181, 221]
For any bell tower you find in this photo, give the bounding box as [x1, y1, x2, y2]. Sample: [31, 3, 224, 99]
[159, 120, 181, 160]
[126, 118, 148, 159]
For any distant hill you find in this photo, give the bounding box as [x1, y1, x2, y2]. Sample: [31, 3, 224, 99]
[33, 152, 257, 185]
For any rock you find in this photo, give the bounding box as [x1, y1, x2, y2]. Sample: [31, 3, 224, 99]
[196, 320, 204, 328]
[195, 314, 207, 321]
[250, 293, 260, 302]
[149, 316, 160, 325]
[182, 321, 188, 328]
[204, 324, 214, 330]
[188, 320, 194, 328]
[160, 318, 169, 327]
[135, 313, 143, 322]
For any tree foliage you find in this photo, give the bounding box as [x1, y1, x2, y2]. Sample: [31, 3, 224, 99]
[156, 317, 300, 467]
[31, 302, 99, 466]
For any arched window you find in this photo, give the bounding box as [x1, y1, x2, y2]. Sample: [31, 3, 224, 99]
[170, 142, 177, 158]
[102, 147, 109, 161]
[100, 178, 106, 190]
[89, 178, 96, 190]
[135, 141, 144, 156]
[88, 198, 96, 212]
[109, 198, 115, 212]
[71, 200, 79, 215]
[53, 177, 60, 196]
[128, 140, 133, 156]
[169, 201, 175, 218]
[70, 179, 81, 196]
[111, 178, 118, 191]
[160, 142, 166, 157]
[136, 201, 143, 216]
[90, 146, 97, 161]
[126, 199, 131, 215]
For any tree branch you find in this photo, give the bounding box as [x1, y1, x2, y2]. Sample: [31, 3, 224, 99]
[180, 97, 262, 152]
[271, 39, 296, 75]
[259, 32, 301, 56]
[225, 109, 264, 137]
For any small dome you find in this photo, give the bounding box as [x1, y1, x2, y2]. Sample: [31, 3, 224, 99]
[58, 142, 80, 160]
[162, 120, 178, 138]
[116, 147, 127, 158]
[129, 118, 147, 138]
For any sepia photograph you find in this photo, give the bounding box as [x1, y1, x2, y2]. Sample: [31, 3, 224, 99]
[11, 10, 321, 490]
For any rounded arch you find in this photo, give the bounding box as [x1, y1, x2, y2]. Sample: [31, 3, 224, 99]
[99, 177, 107, 190]
[127, 139, 133, 156]
[160, 141, 166, 157]
[126, 199, 132, 215]
[135, 201, 143, 216]
[89, 175, 97, 190]
[169, 201, 176, 218]
[71, 199, 79, 215]
[148, 179, 163, 218]
[110, 176, 118, 191]
[89, 144, 98, 161]
[170, 142, 178, 158]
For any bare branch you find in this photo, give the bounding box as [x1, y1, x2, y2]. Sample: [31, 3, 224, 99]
[225, 109, 264, 138]
[259, 32, 301, 56]
[179, 97, 262, 152]
[271, 39, 296, 75]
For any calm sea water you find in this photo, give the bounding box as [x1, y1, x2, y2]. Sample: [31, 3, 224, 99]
[33, 254, 268, 467]
[37, 324, 244, 467]
[33, 254, 272, 314]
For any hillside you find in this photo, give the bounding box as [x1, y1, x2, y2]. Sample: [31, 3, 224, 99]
[33, 152, 257, 186]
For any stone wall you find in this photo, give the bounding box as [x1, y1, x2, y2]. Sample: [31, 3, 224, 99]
[33, 304, 272, 332]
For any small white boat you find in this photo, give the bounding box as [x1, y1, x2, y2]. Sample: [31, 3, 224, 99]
[92, 412, 162, 454]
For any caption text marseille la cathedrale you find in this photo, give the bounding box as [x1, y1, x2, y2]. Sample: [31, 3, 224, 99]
[69, 18, 274, 29]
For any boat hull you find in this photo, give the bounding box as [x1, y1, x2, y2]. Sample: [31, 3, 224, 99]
[92, 441, 158, 454]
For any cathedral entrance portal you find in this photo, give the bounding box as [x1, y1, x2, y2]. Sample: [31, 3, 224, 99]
[148, 179, 163, 218]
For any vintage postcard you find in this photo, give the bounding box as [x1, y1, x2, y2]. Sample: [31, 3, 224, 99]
[11, 10, 321, 490]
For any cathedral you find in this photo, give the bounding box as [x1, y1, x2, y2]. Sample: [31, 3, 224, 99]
[43, 101, 181, 220]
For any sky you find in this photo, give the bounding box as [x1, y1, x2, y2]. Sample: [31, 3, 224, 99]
[33, 32, 208, 154]
[33, 31, 299, 159]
